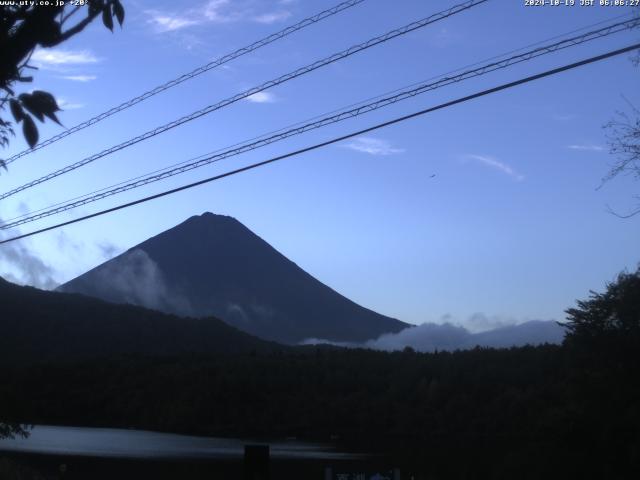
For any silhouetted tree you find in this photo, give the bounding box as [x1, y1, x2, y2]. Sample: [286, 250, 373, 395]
[564, 266, 640, 349]
[603, 101, 640, 217]
[0, 1, 124, 164]
[0, 422, 27, 439]
[601, 16, 640, 217]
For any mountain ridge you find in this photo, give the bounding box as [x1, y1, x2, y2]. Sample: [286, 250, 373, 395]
[0, 276, 281, 364]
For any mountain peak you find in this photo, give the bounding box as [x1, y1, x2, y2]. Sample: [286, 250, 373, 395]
[184, 212, 239, 225]
[200, 211, 233, 221]
[59, 213, 408, 344]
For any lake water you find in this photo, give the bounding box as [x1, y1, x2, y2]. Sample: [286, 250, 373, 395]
[0, 425, 362, 460]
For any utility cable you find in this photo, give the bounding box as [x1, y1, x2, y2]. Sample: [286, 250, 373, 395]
[2, 0, 368, 165]
[0, 0, 489, 201]
[2, 16, 638, 230]
[2, 42, 638, 245]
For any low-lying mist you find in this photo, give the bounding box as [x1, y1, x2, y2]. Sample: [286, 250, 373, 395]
[302, 319, 566, 352]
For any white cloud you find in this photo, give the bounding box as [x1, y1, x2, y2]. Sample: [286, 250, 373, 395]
[245, 91, 277, 103]
[146, 1, 293, 34]
[0, 221, 57, 290]
[567, 144, 604, 152]
[56, 98, 84, 110]
[458, 313, 518, 334]
[145, 1, 238, 33]
[60, 75, 97, 82]
[204, 0, 238, 22]
[343, 137, 405, 156]
[302, 319, 565, 352]
[146, 12, 200, 32]
[254, 11, 292, 24]
[463, 154, 524, 181]
[31, 49, 99, 66]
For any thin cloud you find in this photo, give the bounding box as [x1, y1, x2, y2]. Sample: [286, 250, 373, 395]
[301, 319, 565, 352]
[146, 0, 293, 34]
[343, 137, 405, 156]
[203, 0, 239, 22]
[567, 144, 604, 152]
[146, 12, 200, 32]
[97, 241, 121, 260]
[32, 48, 99, 66]
[245, 91, 277, 103]
[56, 98, 84, 110]
[429, 27, 460, 48]
[0, 219, 57, 290]
[463, 154, 524, 181]
[254, 11, 292, 24]
[553, 113, 577, 121]
[60, 75, 97, 82]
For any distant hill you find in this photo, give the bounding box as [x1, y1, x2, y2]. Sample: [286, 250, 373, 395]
[360, 320, 566, 352]
[58, 212, 408, 344]
[0, 276, 279, 364]
[472, 320, 565, 348]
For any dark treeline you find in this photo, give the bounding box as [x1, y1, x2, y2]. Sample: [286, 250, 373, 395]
[0, 277, 279, 365]
[1, 342, 638, 479]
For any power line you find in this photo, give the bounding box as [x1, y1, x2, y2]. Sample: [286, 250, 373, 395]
[0, 0, 489, 201]
[2, 42, 638, 246]
[7, 11, 633, 226]
[3, 16, 638, 230]
[2, 13, 636, 228]
[3, 0, 368, 166]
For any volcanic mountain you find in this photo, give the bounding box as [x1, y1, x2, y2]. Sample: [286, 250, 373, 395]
[58, 212, 409, 343]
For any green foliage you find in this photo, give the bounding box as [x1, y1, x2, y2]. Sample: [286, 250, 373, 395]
[0, 1, 125, 157]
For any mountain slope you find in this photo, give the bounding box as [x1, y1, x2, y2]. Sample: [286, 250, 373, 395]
[0, 276, 279, 364]
[58, 213, 408, 343]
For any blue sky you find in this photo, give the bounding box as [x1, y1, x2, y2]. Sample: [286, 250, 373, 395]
[0, 0, 639, 329]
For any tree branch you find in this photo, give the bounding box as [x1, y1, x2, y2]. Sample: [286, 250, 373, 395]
[59, 9, 102, 42]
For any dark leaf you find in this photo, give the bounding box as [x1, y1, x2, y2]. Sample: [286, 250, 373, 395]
[9, 99, 24, 122]
[102, 6, 114, 31]
[19, 91, 60, 123]
[88, 0, 102, 16]
[31, 91, 60, 113]
[44, 110, 63, 126]
[22, 115, 38, 148]
[18, 76, 33, 83]
[0, 159, 6, 172]
[19, 94, 45, 122]
[113, 0, 125, 26]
